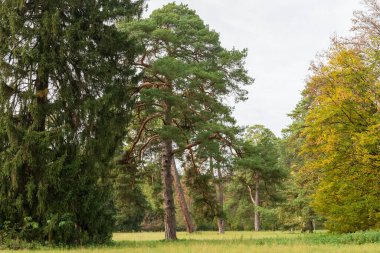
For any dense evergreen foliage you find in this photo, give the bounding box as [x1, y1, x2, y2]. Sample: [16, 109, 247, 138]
[0, 0, 142, 244]
[113, 163, 149, 232]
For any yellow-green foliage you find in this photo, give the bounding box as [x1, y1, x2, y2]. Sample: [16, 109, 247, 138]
[300, 47, 380, 232]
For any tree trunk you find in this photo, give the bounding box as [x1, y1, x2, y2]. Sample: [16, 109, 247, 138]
[210, 158, 225, 233]
[161, 103, 177, 240]
[216, 162, 225, 234]
[254, 174, 260, 231]
[36, 60, 49, 131]
[171, 158, 195, 233]
[307, 219, 314, 233]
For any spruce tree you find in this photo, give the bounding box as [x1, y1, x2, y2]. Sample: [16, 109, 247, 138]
[0, 0, 142, 244]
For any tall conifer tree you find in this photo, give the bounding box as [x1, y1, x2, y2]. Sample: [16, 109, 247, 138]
[0, 0, 142, 244]
[118, 3, 252, 240]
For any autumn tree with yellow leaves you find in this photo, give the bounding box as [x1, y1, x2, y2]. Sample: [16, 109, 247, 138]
[296, 45, 380, 232]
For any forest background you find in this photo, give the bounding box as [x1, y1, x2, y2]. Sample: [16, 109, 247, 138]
[0, 0, 378, 246]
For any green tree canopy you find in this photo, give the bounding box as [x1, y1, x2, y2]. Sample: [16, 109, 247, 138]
[117, 3, 252, 240]
[233, 125, 287, 231]
[0, 0, 143, 244]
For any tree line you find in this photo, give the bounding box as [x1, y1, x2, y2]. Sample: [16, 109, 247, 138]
[283, 0, 380, 232]
[0, 0, 379, 246]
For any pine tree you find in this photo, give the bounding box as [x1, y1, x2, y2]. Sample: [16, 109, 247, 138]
[118, 3, 252, 240]
[0, 0, 142, 244]
[234, 125, 287, 231]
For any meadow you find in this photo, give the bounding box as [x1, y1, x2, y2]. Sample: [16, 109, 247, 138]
[1, 230, 379, 253]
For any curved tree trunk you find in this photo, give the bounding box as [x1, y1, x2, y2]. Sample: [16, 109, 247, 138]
[171, 158, 195, 233]
[247, 174, 261, 232]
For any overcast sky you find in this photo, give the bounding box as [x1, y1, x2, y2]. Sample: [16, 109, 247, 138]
[146, 0, 363, 136]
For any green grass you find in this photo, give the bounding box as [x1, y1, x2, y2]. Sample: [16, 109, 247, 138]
[1, 230, 380, 253]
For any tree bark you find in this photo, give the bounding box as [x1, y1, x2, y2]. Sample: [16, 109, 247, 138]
[210, 158, 225, 233]
[171, 158, 195, 233]
[254, 174, 260, 232]
[161, 103, 177, 240]
[307, 219, 314, 233]
[216, 162, 225, 234]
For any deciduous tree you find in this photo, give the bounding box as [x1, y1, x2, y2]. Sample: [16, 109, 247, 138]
[300, 46, 380, 232]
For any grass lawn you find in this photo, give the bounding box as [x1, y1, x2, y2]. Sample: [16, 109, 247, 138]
[1, 230, 380, 253]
